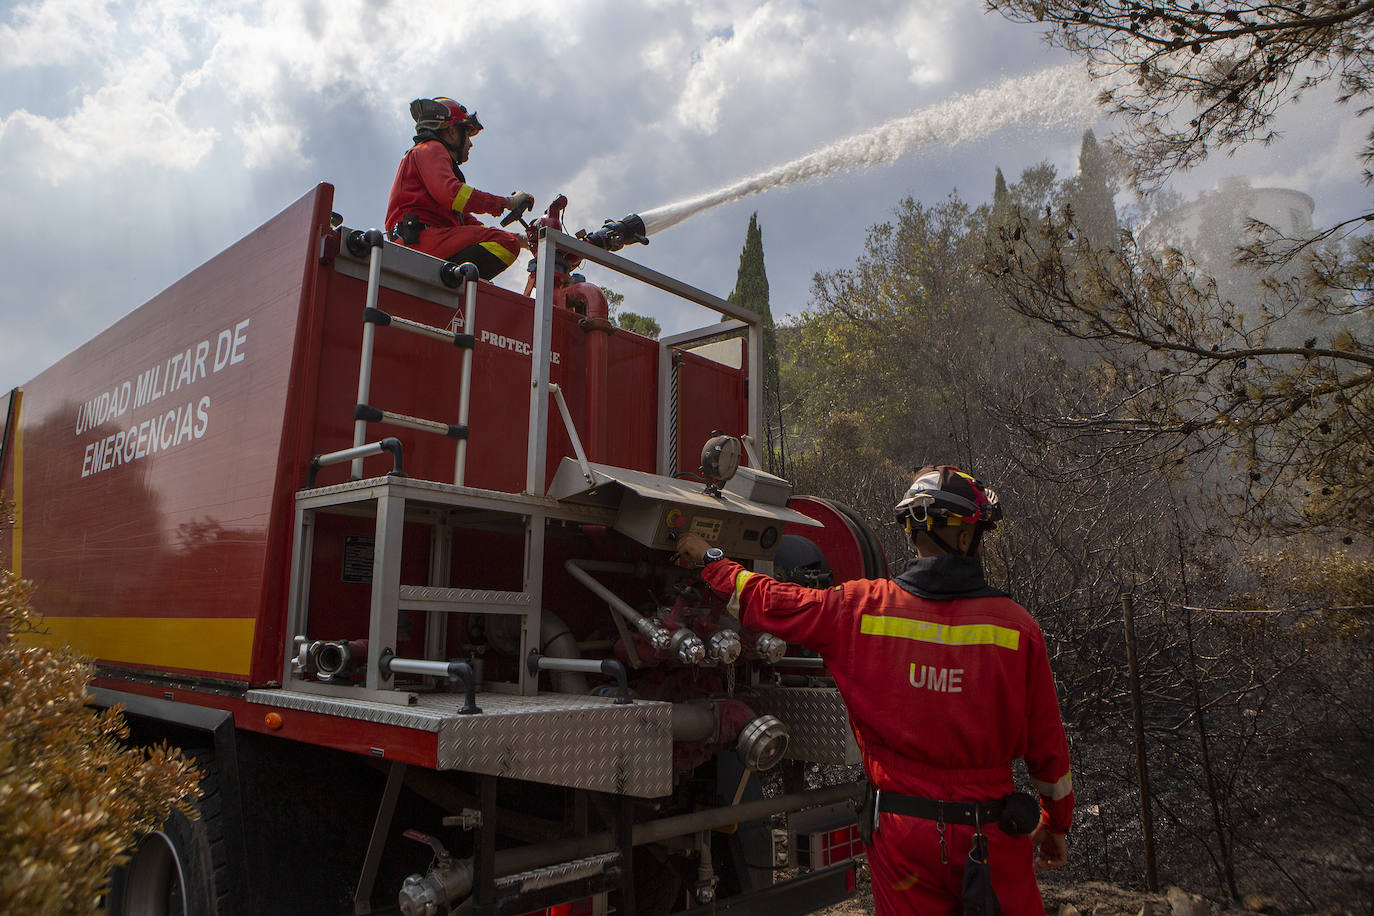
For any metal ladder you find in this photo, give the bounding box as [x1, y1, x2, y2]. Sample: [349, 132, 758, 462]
[343, 229, 482, 485]
[287, 230, 548, 701]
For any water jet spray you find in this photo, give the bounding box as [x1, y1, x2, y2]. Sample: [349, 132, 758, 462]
[636, 63, 1101, 237]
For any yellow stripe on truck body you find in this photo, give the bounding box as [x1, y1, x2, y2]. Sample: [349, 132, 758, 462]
[21, 616, 256, 677]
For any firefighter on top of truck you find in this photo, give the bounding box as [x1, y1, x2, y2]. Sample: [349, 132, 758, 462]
[677, 465, 1074, 916]
[386, 96, 533, 280]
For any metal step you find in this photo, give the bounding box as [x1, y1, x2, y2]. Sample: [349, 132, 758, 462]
[398, 585, 532, 614]
[496, 851, 621, 894]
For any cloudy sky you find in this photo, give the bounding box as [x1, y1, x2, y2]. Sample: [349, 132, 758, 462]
[1, 0, 1365, 390]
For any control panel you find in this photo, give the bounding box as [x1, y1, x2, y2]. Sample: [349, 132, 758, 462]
[619, 494, 784, 559]
[548, 458, 820, 561]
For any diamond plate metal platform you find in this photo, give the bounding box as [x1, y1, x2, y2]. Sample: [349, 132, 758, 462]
[248, 688, 674, 797]
[748, 686, 861, 766]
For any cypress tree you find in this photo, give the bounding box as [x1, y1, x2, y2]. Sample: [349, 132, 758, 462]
[1066, 129, 1120, 247]
[992, 166, 1011, 226]
[728, 213, 785, 476]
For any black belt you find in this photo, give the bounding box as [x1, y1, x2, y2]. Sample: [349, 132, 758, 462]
[876, 791, 1006, 826]
[877, 789, 1041, 836]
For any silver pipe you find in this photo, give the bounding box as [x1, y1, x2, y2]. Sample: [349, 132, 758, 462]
[545, 230, 744, 320]
[671, 702, 716, 743]
[308, 438, 403, 488]
[378, 651, 480, 715]
[454, 279, 477, 485]
[695, 829, 717, 904]
[525, 232, 557, 495]
[772, 655, 827, 669]
[660, 320, 748, 349]
[565, 559, 647, 575]
[740, 434, 763, 471]
[315, 441, 389, 468]
[533, 657, 606, 674]
[351, 242, 385, 478]
[569, 782, 860, 859]
[563, 560, 669, 650]
[389, 314, 461, 344]
[377, 409, 452, 436]
[386, 657, 463, 678]
[539, 612, 589, 695]
[549, 384, 594, 485]
[747, 321, 762, 450]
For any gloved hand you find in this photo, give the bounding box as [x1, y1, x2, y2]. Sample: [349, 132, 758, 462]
[1031, 824, 1068, 870]
[674, 533, 712, 567]
[504, 191, 534, 214]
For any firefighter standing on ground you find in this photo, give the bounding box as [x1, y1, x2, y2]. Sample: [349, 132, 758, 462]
[677, 466, 1073, 916]
[386, 97, 533, 280]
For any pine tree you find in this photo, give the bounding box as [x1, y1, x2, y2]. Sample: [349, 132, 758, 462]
[727, 213, 785, 476]
[1065, 129, 1119, 247]
[616, 311, 660, 338]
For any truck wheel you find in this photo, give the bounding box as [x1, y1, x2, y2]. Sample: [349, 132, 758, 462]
[632, 846, 686, 916]
[106, 756, 229, 916]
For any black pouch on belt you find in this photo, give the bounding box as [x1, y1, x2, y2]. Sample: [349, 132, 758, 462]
[397, 213, 425, 245]
[997, 791, 1041, 836]
[856, 781, 878, 845]
[962, 831, 1003, 916]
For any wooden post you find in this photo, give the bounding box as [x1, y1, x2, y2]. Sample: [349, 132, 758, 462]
[1122, 594, 1159, 891]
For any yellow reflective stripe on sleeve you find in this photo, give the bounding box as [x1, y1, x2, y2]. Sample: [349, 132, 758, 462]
[1033, 772, 1073, 801]
[480, 240, 517, 265]
[726, 569, 755, 615]
[451, 184, 475, 213]
[859, 614, 1020, 650]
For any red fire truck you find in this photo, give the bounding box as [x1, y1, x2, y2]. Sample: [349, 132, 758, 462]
[0, 184, 885, 915]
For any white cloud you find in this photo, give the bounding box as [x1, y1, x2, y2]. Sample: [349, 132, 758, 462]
[0, 61, 217, 183]
[1248, 88, 1369, 195]
[238, 115, 304, 169]
[0, 0, 118, 69]
[673, 2, 814, 134]
[889, 2, 956, 86]
[0, 0, 1112, 389]
[0, 0, 978, 185]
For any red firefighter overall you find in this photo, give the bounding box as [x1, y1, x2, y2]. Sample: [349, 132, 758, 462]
[385, 97, 533, 280]
[678, 466, 1073, 916]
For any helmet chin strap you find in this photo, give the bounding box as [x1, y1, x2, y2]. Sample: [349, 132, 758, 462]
[413, 126, 470, 163]
[451, 127, 470, 164]
[925, 526, 962, 556]
[907, 516, 967, 556]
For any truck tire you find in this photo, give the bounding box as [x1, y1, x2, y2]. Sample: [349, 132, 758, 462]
[633, 846, 687, 916]
[106, 755, 231, 916]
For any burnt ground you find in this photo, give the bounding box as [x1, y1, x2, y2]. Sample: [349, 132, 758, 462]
[814, 857, 1371, 916]
[815, 871, 1172, 916]
[801, 720, 1374, 916]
